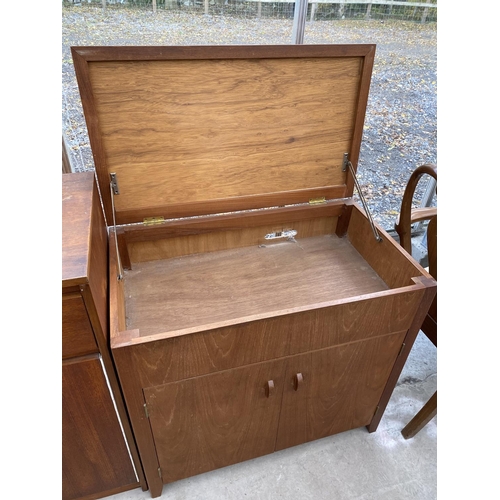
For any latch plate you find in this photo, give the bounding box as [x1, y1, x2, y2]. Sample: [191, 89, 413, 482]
[265, 229, 297, 240]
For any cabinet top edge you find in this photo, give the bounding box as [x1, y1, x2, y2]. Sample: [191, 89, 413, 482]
[110, 282, 429, 350]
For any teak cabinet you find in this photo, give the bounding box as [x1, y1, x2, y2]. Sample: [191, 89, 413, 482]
[71, 44, 437, 498]
[62, 172, 146, 500]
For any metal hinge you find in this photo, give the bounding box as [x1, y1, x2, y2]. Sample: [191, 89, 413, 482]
[144, 403, 149, 419]
[110, 173, 120, 195]
[309, 196, 326, 205]
[158, 467, 162, 479]
[143, 216, 165, 226]
[398, 342, 406, 357]
[110, 173, 124, 281]
[342, 152, 349, 172]
[343, 153, 382, 243]
[373, 405, 380, 418]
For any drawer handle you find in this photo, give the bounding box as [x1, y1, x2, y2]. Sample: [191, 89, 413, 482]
[294, 373, 303, 391]
[266, 380, 275, 398]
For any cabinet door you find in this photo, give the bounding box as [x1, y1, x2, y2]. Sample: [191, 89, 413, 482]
[275, 332, 406, 451]
[62, 294, 98, 360]
[62, 356, 137, 500]
[143, 358, 286, 484]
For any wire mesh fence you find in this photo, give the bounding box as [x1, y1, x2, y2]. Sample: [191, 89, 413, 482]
[63, 0, 437, 23]
[62, 2, 436, 230]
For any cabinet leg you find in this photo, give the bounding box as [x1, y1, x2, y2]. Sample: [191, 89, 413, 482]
[149, 479, 163, 498]
[367, 280, 436, 433]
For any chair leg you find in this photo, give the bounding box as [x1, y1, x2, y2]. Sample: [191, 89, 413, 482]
[401, 391, 437, 439]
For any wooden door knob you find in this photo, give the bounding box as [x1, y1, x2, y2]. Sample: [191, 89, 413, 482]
[266, 380, 275, 398]
[294, 373, 303, 391]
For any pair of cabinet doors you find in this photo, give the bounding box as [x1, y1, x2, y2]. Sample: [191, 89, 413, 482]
[143, 330, 405, 485]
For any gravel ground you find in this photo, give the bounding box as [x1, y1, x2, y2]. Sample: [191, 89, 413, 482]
[62, 4, 436, 230]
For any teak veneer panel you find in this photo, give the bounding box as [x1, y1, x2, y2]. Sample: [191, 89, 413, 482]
[62, 171, 95, 287]
[62, 356, 138, 499]
[347, 205, 428, 289]
[124, 234, 388, 337]
[128, 215, 338, 263]
[89, 57, 359, 215]
[275, 331, 406, 450]
[62, 171, 109, 341]
[144, 358, 287, 484]
[123, 330, 407, 487]
[113, 288, 424, 386]
[72, 45, 375, 224]
[62, 294, 98, 359]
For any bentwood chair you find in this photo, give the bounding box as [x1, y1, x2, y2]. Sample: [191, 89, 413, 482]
[394, 164, 437, 439]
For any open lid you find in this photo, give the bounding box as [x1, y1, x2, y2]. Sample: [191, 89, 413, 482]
[71, 44, 375, 226]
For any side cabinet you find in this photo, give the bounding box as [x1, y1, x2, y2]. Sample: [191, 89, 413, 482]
[62, 172, 146, 500]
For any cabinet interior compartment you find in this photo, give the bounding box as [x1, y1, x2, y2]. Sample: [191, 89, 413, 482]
[111, 203, 428, 343]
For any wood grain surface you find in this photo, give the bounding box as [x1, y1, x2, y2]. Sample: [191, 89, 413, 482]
[71, 44, 375, 224]
[62, 172, 94, 287]
[347, 205, 431, 289]
[122, 201, 344, 244]
[112, 286, 422, 386]
[62, 355, 138, 499]
[275, 331, 406, 450]
[62, 171, 109, 342]
[128, 216, 338, 263]
[87, 178, 109, 342]
[143, 331, 405, 483]
[62, 293, 97, 359]
[89, 56, 358, 208]
[144, 358, 287, 484]
[124, 234, 388, 337]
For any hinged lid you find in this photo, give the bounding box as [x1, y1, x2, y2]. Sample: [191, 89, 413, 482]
[71, 44, 375, 226]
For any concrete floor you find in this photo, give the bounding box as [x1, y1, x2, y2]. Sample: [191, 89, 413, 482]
[107, 331, 437, 500]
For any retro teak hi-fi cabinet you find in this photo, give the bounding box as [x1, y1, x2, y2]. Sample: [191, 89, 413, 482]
[71, 44, 436, 498]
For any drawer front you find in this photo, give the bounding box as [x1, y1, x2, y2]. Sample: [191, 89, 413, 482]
[62, 294, 98, 359]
